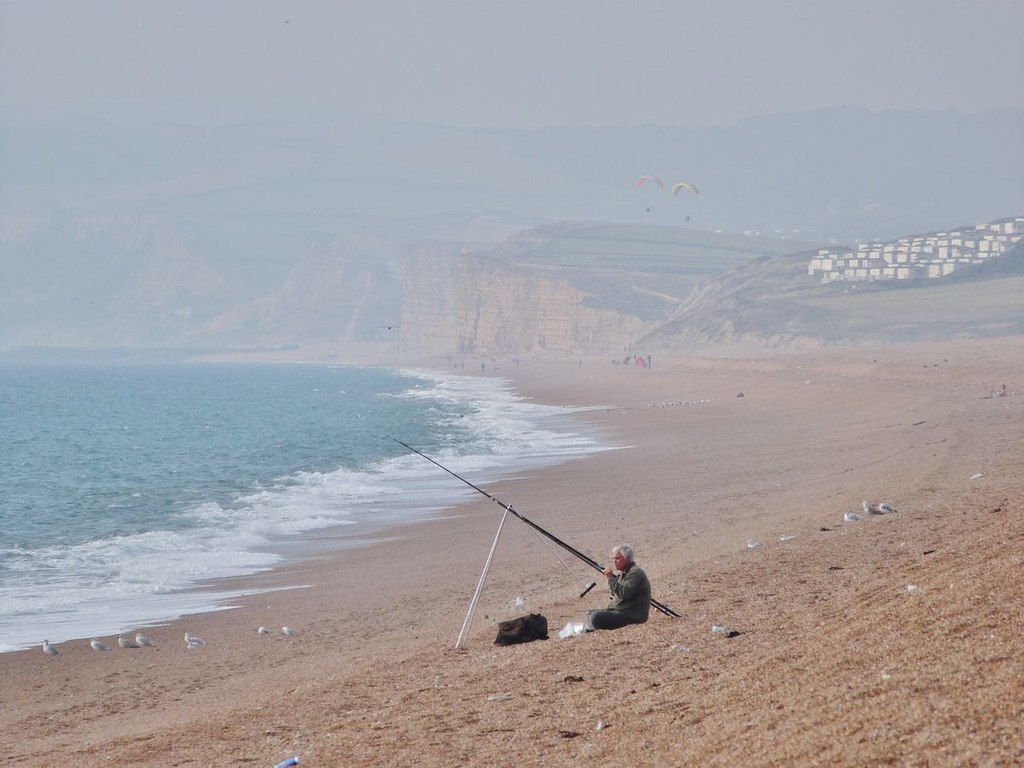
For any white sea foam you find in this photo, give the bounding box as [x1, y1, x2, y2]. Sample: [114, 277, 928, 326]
[0, 368, 611, 652]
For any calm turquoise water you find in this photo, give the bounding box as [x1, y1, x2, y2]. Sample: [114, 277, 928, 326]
[0, 362, 608, 651]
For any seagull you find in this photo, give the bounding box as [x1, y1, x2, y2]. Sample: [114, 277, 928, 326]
[258, 626, 272, 636]
[90, 638, 111, 652]
[135, 633, 156, 647]
[281, 626, 298, 637]
[513, 596, 526, 610]
[42, 639, 61, 657]
[184, 632, 206, 648]
[117, 635, 140, 649]
[863, 500, 897, 515]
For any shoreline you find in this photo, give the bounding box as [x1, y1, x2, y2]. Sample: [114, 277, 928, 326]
[0, 362, 613, 654]
[1, 337, 1021, 766]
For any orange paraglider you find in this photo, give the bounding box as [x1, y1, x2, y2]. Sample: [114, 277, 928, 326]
[636, 175, 665, 189]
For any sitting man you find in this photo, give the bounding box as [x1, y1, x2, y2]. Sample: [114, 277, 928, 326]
[586, 544, 651, 630]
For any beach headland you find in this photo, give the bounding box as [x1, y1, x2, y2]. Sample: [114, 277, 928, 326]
[1, 337, 1021, 766]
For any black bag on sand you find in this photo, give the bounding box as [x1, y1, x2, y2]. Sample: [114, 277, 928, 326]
[494, 613, 549, 646]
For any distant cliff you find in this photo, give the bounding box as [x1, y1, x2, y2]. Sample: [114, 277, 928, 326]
[398, 243, 647, 356]
[2, 212, 1020, 357]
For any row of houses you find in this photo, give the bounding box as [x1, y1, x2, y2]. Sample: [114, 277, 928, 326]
[808, 216, 1024, 283]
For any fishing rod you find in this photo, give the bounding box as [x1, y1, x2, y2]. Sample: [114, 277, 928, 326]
[390, 436, 680, 618]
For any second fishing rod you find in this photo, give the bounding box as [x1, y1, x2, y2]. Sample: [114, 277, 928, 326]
[390, 437, 681, 619]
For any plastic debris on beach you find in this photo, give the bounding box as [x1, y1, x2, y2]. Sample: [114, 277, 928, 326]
[779, 534, 796, 541]
[670, 643, 690, 653]
[711, 624, 726, 634]
[746, 538, 761, 549]
[905, 584, 918, 593]
[596, 720, 607, 732]
[970, 473, 983, 480]
[559, 622, 587, 639]
[844, 512, 862, 522]
[487, 693, 513, 702]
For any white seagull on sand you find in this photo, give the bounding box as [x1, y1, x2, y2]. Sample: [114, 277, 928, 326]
[117, 635, 140, 649]
[135, 633, 156, 647]
[258, 626, 271, 635]
[184, 632, 206, 648]
[42, 639, 61, 657]
[863, 500, 898, 515]
[281, 626, 298, 637]
[90, 638, 111, 652]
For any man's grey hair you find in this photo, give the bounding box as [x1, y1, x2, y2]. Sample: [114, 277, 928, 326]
[612, 544, 634, 561]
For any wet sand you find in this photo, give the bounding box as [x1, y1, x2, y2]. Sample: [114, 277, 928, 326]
[1, 338, 1021, 766]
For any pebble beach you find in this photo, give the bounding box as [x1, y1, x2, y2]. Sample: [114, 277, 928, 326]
[1, 337, 1021, 767]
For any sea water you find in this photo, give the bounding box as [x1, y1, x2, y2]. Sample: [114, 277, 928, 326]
[0, 361, 609, 652]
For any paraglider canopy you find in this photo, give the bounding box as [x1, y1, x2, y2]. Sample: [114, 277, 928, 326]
[636, 175, 665, 189]
[672, 181, 698, 196]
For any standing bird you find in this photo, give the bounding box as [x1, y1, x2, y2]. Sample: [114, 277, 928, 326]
[258, 626, 272, 636]
[90, 638, 111, 652]
[42, 639, 61, 657]
[135, 633, 157, 647]
[117, 635, 140, 648]
[281, 626, 298, 637]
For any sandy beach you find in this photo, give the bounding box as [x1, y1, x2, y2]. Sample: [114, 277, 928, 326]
[1, 337, 1021, 767]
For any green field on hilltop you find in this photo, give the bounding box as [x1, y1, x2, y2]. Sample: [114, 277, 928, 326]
[507, 223, 820, 274]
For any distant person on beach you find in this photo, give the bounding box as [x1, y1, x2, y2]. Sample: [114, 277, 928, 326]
[586, 544, 651, 630]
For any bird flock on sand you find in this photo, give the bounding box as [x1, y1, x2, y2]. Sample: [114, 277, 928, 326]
[41, 626, 299, 657]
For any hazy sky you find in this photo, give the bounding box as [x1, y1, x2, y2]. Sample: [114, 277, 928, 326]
[2, 0, 1022, 128]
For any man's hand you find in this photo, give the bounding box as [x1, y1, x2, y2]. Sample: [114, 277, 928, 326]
[603, 566, 615, 578]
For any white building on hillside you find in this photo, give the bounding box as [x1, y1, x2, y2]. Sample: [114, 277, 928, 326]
[808, 216, 1023, 283]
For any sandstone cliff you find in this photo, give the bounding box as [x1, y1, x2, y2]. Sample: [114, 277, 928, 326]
[399, 244, 648, 356]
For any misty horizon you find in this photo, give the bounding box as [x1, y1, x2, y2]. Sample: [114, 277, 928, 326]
[2, 1, 1022, 353]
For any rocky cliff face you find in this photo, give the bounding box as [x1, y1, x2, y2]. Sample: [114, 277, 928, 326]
[399, 245, 648, 356]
